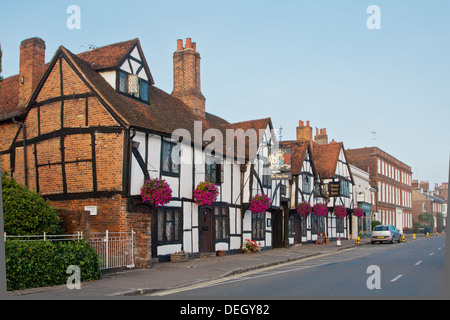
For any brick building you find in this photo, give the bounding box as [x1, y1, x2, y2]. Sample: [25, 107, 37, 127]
[345, 147, 413, 231]
[0, 37, 282, 267]
[412, 180, 446, 232]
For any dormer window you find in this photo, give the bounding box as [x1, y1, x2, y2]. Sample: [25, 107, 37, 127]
[118, 70, 149, 102]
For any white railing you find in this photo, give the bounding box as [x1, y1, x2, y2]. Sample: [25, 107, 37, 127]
[4, 231, 84, 242]
[5, 230, 135, 270]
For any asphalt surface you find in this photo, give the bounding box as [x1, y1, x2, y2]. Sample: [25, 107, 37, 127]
[6, 234, 429, 298]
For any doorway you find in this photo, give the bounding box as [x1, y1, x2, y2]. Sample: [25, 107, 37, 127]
[272, 209, 283, 248]
[199, 207, 213, 253]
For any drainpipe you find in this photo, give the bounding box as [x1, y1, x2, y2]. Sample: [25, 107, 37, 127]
[12, 118, 27, 187]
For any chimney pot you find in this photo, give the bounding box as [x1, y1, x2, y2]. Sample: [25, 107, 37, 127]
[172, 38, 205, 118]
[186, 38, 192, 49]
[306, 120, 310, 127]
[177, 39, 183, 50]
[299, 120, 304, 126]
[192, 42, 196, 51]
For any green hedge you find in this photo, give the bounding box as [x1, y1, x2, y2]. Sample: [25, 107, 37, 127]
[2, 171, 63, 235]
[5, 240, 102, 291]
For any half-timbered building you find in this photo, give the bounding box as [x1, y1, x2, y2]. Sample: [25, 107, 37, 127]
[0, 37, 280, 266]
[281, 121, 354, 242]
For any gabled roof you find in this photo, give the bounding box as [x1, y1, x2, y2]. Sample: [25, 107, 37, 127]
[76, 38, 154, 84]
[62, 45, 227, 135]
[280, 139, 313, 176]
[1, 38, 273, 161]
[312, 142, 343, 179]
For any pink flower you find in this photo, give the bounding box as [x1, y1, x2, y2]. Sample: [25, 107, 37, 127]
[313, 203, 328, 216]
[354, 207, 364, 218]
[296, 201, 312, 217]
[333, 205, 347, 218]
[194, 181, 219, 206]
[141, 178, 172, 207]
[249, 194, 270, 214]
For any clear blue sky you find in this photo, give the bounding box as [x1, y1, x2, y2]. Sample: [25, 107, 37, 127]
[1, 0, 449, 188]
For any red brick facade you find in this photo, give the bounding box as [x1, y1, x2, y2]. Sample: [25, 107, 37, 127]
[0, 38, 154, 268]
[346, 147, 413, 230]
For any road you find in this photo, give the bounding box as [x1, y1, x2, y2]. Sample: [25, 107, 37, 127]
[150, 236, 446, 298]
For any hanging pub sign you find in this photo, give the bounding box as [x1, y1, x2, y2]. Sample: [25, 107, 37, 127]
[329, 182, 340, 197]
[269, 147, 292, 180]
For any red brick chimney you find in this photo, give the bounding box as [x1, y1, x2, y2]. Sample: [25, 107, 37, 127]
[18, 37, 46, 109]
[171, 38, 206, 118]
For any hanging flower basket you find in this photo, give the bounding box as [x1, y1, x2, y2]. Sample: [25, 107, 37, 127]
[193, 181, 219, 206]
[140, 178, 172, 207]
[249, 194, 270, 214]
[313, 203, 328, 216]
[333, 205, 348, 218]
[296, 201, 312, 217]
[354, 207, 364, 218]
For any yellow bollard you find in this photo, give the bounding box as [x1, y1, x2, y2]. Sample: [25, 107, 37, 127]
[356, 236, 360, 244]
[402, 235, 406, 242]
[436, 232, 439, 237]
[412, 233, 416, 239]
[426, 232, 429, 238]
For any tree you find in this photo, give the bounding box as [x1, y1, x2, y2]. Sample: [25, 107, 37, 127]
[2, 171, 63, 235]
[436, 212, 444, 233]
[418, 212, 434, 227]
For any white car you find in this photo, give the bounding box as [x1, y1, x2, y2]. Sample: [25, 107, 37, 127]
[371, 225, 402, 244]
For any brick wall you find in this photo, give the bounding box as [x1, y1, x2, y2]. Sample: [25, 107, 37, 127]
[1, 45, 155, 267]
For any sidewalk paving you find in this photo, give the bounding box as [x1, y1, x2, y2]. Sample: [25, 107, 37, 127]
[7, 235, 421, 298]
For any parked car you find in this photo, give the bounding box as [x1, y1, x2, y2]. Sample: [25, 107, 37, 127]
[371, 225, 402, 244]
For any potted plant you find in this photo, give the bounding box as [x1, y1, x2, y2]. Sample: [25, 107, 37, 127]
[193, 181, 219, 206]
[296, 201, 312, 217]
[313, 203, 328, 216]
[170, 250, 189, 263]
[141, 178, 172, 207]
[333, 205, 347, 218]
[241, 239, 262, 253]
[249, 194, 270, 214]
[354, 207, 364, 218]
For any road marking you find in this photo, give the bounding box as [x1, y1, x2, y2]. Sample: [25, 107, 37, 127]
[415, 260, 422, 266]
[391, 274, 403, 282]
[429, 252, 434, 256]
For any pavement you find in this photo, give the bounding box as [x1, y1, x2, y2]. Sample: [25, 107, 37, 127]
[6, 234, 422, 298]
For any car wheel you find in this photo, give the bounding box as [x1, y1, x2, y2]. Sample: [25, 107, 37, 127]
[391, 237, 395, 244]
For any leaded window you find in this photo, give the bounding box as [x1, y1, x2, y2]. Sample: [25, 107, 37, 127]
[214, 206, 229, 241]
[157, 207, 182, 244]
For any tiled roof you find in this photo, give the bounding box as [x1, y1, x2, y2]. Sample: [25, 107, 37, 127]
[1, 38, 273, 161]
[0, 74, 20, 119]
[280, 139, 311, 175]
[77, 39, 137, 71]
[311, 141, 343, 179]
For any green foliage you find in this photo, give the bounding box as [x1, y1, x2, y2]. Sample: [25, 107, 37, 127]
[418, 212, 434, 227]
[371, 220, 381, 230]
[5, 240, 101, 291]
[2, 171, 63, 235]
[436, 212, 444, 233]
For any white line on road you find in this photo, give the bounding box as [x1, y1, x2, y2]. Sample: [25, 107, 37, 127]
[429, 252, 434, 256]
[415, 260, 423, 266]
[391, 274, 403, 282]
